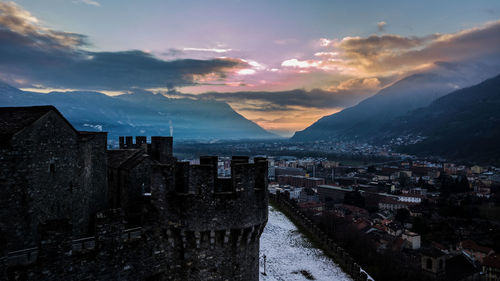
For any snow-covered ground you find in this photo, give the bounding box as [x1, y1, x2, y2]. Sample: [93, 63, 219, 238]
[259, 206, 353, 281]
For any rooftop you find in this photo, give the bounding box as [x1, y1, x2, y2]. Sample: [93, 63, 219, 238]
[0, 106, 58, 145]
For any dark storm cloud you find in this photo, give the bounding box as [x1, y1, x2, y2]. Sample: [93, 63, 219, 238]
[0, 2, 245, 90]
[164, 88, 372, 111]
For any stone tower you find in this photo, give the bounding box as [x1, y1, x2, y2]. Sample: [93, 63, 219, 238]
[151, 155, 269, 280]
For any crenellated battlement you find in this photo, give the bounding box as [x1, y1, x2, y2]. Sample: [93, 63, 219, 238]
[111, 136, 268, 280]
[171, 156, 268, 195]
[118, 135, 174, 164]
[150, 155, 269, 233]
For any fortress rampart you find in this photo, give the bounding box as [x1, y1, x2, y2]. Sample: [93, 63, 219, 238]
[0, 132, 268, 281]
[149, 153, 269, 281]
[270, 191, 370, 281]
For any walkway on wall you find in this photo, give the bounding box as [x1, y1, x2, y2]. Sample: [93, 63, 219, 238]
[266, 193, 375, 281]
[259, 205, 353, 281]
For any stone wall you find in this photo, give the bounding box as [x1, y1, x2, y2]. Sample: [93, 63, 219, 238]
[149, 155, 269, 281]
[1, 155, 269, 281]
[125, 155, 152, 224]
[1, 111, 80, 251]
[0, 111, 108, 252]
[0, 207, 267, 281]
[76, 132, 108, 234]
[270, 191, 370, 281]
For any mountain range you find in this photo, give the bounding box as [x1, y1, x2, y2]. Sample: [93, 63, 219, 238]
[0, 83, 277, 141]
[2, 61, 499, 164]
[292, 62, 500, 164]
[387, 74, 500, 164]
[292, 62, 500, 142]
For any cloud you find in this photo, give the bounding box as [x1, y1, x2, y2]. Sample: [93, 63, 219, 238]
[273, 38, 298, 45]
[74, 0, 101, 7]
[377, 21, 386, 32]
[282, 20, 500, 78]
[183, 47, 232, 53]
[236, 69, 256, 75]
[314, 52, 338, 57]
[0, 2, 246, 90]
[281, 59, 321, 69]
[174, 88, 375, 111]
[159, 89, 351, 134]
[0, 2, 87, 48]
[343, 20, 500, 74]
[280, 57, 349, 73]
[335, 77, 381, 91]
[3, 2, 500, 135]
[319, 38, 334, 47]
[160, 48, 185, 58]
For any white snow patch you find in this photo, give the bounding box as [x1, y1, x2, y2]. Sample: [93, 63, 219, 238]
[259, 206, 352, 281]
[83, 124, 103, 131]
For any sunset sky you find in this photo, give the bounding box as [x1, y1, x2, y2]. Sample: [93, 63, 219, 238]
[1, 0, 500, 136]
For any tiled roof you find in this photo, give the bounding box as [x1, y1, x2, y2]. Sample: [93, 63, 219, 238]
[461, 240, 494, 254]
[483, 255, 500, 268]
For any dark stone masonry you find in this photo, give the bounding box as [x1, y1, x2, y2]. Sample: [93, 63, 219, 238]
[0, 106, 268, 281]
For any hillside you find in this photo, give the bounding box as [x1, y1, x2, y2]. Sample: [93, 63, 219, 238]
[389, 73, 500, 164]
[0, 83, 277, 141]
[292, 62, 500, 142]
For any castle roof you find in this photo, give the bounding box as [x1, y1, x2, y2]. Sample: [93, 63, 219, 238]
[0, 106, 79, 146]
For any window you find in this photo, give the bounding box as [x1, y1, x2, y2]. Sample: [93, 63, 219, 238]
[439, 259, 443, 270]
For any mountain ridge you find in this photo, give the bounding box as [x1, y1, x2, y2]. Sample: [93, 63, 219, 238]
[0, 83, 277, 141]
[292, 61, 500, 142]
[387, 73, 500, 164]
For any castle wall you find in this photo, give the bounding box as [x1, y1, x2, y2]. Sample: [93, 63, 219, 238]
[123, 156, 153, 225]
[0, 111, 79, 251]
[0, 111, 109, 252]
[0, 206, 267, 281]
[152, 157, 268, 230]
[149, 156, 269, 281]
[1, 130, 269, 281]
[76, 132, 108, 234]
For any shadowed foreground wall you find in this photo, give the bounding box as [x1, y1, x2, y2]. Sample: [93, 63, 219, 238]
[0, 109, 268, 281]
